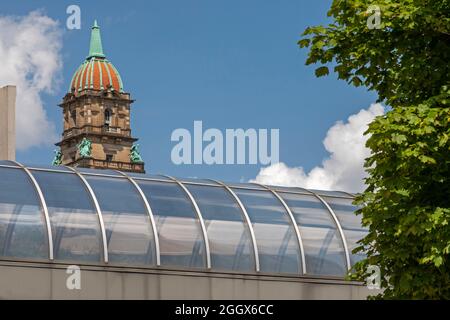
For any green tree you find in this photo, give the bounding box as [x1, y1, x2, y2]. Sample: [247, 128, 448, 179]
[299, 0, 450, 299]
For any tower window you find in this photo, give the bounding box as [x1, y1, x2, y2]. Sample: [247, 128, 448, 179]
[71, 110, 77, 125]
[104, 109, 112, 126]
[106, 154, 113, 162]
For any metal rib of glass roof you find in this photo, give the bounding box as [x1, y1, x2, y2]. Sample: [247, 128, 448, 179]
[0, 162, 366, 278]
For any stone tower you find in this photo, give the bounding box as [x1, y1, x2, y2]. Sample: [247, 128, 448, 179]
[56, 21, 144, 173]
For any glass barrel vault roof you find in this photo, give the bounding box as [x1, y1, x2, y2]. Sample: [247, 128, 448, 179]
[0, 162, 365, 278]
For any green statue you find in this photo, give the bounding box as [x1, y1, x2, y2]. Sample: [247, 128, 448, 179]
[130, 144, 144, 163]
[52, 149, 62, 166]
[77, 138, 92, 158]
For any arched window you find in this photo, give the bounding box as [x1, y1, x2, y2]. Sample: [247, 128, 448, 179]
[71, 110, 77, 126]
[104, 109, 112, 126]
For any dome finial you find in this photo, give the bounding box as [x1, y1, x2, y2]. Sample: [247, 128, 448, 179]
[88, 19, 105, 59]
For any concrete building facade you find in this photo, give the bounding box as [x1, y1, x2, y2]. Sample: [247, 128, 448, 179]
[0, 260, 373, 300]
[0, 85, 16, 161]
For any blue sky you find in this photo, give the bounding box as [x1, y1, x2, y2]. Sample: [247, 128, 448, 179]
[2, 0, 378, 182]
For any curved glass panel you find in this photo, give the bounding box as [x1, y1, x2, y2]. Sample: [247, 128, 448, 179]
[84, 175, 155, 265]
[0, 160, 18, 166]
[178, 178, 219, 185]
[125, 172, 171, 181]
[323, 196, 367, 266]
[308, 189, 353, 198]
[23, 164, 71, 172]
[224, 182, 266, 190]
[279, 192, 347, 276]
[185, 184, 254, 272]
[272, 186, 312, 194]
[31, 170, 102, 262]
[76, 168, 122, 176]
[136, 180, 205, 268]
[232, 189, 301, 274]
[0, 167, 48, 259]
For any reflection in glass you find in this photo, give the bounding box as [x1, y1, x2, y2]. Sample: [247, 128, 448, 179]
[31, 170, 102, 262]
[272, 186, 312, 194]
[0, 167, 48, 259]
[136, 180, 205, 268]
[323, 196, 368, 266]
[186, 184, 254, 272]
[232, 189, 301, 274]
[224, 182, 265, 190]
[125, 172, 171, 181]
[178, 178, 219, 185]
[85, 175, 155, 265]
[0, 160, 19, 166]
[279, 192, 347, 276]
[22, 164, 72, 171]
[76, 168, 122, 176]
[308, 189, 352, 198]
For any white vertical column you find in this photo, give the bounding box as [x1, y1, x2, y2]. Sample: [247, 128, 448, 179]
[0, 86, 16, 161]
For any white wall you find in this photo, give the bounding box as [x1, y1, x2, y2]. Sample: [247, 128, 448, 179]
[0, 85, 16, 160]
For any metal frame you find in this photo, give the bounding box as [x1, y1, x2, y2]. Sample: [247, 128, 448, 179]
[115, 170, 161, 266]
[164, 177, 221, 187]
[342, 191, 357, 198]
[10, 161, 54, 261]
[0, 164, 354, 199]
[22, 167, 72, 174]
[209, 179, 261, 273]
[161, 175, 212, 269]
[309, 191, 351, 271]
[254, 183, 307, 275]
[0, 163, 358, 274]
[65, 166, 109, 263]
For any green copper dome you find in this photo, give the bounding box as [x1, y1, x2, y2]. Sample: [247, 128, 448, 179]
[68, 20, 124, 94]
[87, 20, 106, 59]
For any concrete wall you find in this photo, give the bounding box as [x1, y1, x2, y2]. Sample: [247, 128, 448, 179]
[0, 85, 16, 160]
[0, 260, 374, 300]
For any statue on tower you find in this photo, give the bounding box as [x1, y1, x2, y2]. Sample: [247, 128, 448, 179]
[130, 144, 144, 163]
[77, 138, 92, 158]
[52, 149, 62, 166]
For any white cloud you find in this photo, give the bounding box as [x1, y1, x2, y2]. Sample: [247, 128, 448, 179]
[251, 103, 385, 193]
[0, 11, 62, 150]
